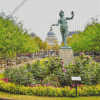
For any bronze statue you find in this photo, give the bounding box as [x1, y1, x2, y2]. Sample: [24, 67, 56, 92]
[52, 10, 74, 47]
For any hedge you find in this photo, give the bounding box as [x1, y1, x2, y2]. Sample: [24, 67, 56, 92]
[0, 80, 100, 97]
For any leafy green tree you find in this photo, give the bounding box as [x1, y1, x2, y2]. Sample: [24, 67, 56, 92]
[0, 12, 39, 59]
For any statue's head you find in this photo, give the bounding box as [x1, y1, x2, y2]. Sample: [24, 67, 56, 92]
[59, 10, 64, 18]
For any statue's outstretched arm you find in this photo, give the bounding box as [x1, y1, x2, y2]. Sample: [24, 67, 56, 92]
[66, 11, 74, 20]
[52, 19, 60, 26]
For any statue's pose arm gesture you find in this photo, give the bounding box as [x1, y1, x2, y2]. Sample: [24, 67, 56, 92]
[52, 19, 60, 26]
[66, 11, 74, 20]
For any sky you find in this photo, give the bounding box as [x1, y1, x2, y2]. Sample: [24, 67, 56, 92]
[0, 0, 100, 44]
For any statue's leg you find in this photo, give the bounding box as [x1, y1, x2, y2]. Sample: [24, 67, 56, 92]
[60, 31, 64, 44]
[64, 30, 68, 46]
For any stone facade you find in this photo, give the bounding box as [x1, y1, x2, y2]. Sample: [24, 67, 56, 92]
[31, 33, 37, 38]
[45, 26, 57, 47]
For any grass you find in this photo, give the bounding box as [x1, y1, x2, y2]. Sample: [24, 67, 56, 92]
[0, 91, 100, 100]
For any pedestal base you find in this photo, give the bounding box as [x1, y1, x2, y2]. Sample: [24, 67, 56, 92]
[59, 46, 74, 65]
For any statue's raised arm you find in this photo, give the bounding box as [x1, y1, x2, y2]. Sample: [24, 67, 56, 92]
[66, 11, 74, 20]
[52, 19, 60, 26]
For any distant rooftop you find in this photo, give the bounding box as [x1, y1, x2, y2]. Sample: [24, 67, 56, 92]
[68, 31, 77, 36]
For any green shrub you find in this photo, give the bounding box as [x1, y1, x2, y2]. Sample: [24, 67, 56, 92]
[4, 66, 35, 86]
[1, 80, 100, 97]
[3, 54, 100, 87]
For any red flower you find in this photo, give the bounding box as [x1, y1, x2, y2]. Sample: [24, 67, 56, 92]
[30, 85, 34, 87]
[77, 84, 82, 86]
[80, 53, 84, 55]
[62, 67, 66, 72]
[46, 83, 50, 86]
[61, 60, 64, 63]
[35, 84, 40, 86]
[87, 55, 90, 58]
[61, 63, 63, 66]
[71, 84, 76, 87]
[70, 87, 72, 90]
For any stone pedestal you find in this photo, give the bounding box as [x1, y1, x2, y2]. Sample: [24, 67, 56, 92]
[59, 46, 74, 65]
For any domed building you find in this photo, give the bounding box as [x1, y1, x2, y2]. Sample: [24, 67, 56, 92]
[31, 32, 37, 38]
[45, 26, 57, 47]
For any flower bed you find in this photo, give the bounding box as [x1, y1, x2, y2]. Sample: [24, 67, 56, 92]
[0, 80, 100, 97]
[0, 54, 100, 96]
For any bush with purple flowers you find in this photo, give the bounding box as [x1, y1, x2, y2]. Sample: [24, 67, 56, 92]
[3, 54, 100, 87]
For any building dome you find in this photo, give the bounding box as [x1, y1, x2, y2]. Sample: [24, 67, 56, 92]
[47, 26, 55, 35]
[47, 31, 55, 35]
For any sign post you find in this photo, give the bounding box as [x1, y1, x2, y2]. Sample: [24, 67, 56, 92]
[71, 76, 81, 97]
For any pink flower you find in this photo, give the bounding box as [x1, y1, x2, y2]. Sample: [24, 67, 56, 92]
[62, 67, 66, 72]
[33, 78, 35, 81]
[2, 79, 4, 81]
[52, 56, 54, 57]
[50, 85, 54, 87]
[6, 66, 9, 68]
[70, 87, 72, 90]
[5, 80, 8, 83]
[2, 78, 8, 83]
[42, 84, 46, 86]
[71, 84, 76, 87]
[60, 57, 63, 60]
[73, 61, 75, 65]
[80, 53, 84, 56]
[35, 84, 40, 86]
[6, 77, 9, 80]
[65, 86, 68, 88]
[56, 86, 58, 87]
[28, 84, 29, 86]
[19, 72, 21, 74]
[46, 83, 50, 86]
[27, 62, 30, 64]
[83, 59, 86, 61]
[30, 85, 34, 87]
[77, 84, 82, 86]
[61, 63, 63, 66]
[87, 55, 90, 58]
[56, 57, 58, 59]
[61, 60, 64, 63]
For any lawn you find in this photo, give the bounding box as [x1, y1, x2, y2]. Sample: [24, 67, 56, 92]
[0, 91, 100, 100]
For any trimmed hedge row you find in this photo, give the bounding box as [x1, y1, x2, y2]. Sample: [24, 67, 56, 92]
[0, 80, 100, 97]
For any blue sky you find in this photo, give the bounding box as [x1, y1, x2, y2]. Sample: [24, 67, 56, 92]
[0, 0, 100, 44]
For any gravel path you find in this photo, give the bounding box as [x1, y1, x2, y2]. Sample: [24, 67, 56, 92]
[0, 58, 40, 74]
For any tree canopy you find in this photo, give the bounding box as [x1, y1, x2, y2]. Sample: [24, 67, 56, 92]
[0, 12, 39, 58]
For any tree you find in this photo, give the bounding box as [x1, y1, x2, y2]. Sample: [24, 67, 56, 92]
[52, 41, 60, 51]
[47, 44, 52, 50]
[42, 41, 48, 50]
[33, 37, 43, 50]
[0, 12, 39, 58]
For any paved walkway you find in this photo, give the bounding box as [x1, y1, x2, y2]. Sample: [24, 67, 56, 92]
[0, 58, 40, 74]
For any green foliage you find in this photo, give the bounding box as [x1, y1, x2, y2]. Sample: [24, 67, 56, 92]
[1, 80, 100, 97]
[3, 54, 100, 87]
[66, 54, 100, 85]
[52, 41, 60, 51]
[68, 19, 100, 52]
[4, 66, 35, 86]
[0, 12, 39, 58]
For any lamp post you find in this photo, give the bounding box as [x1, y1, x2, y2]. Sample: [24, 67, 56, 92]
[71, 76, 81, 97]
